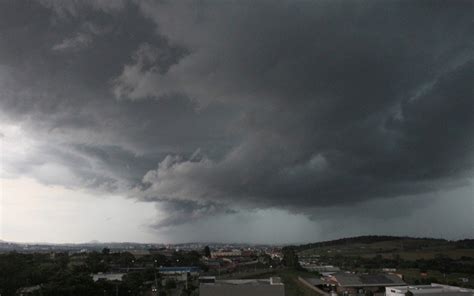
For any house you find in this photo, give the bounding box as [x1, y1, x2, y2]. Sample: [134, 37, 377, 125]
[385, 283, 474, 296]
[200, 277, 285, 296]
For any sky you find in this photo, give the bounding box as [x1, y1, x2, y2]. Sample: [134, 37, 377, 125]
[0, 0, 473, 244]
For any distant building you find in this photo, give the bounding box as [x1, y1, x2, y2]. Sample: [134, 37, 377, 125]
[328, 272, 405, 295]
[149, 248, 175, 257]
[158, 266, 201, 286]
[268, 250, 283, 260]
[385, 284, 474, 296]
[203, 259, 222, 270]
[211, 249, 242, 258]
[241, 250, 255, 257]
[128, 249, 150, 257]
[200, 277, 285, 296]
[92, 272, 125, 282]
[158, 266, 201, 276]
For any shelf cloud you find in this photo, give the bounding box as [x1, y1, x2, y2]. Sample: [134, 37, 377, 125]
[0, 0, 473, 240]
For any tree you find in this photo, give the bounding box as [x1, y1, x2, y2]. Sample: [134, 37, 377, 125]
[282, 247, 301, 269]
[204, 246, 211, 258]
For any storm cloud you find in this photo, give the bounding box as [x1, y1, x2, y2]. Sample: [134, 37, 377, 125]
[0, 0, 473, 236]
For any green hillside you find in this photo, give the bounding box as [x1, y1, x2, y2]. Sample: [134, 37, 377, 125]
[295, 236, 474, 288]
[297, 236, 474, 260]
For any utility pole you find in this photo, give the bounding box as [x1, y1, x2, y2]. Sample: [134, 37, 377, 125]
[153, 259, 158, 296]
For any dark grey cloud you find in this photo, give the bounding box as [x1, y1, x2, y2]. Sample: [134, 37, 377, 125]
[0, 0, 236, 192]
[133, 1, 474, 212]
[151, 200, 238, 229]
[0, 0, 473, 231]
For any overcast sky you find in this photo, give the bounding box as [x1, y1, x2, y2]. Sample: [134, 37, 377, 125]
[0, 0, 473, 244]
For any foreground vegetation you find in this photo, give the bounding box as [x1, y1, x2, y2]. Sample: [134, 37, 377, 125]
[0, 249, 204, 296]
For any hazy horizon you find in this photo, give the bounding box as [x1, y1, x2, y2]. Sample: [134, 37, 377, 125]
[3, 233, 472, 247]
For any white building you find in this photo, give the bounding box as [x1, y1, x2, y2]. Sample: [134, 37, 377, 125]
[386, 284, 474, 296]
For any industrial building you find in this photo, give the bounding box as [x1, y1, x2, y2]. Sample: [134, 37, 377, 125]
[385, 284, 474, 296]
[328, 272, 405, 295]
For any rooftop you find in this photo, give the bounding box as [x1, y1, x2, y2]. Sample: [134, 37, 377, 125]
[331, 272, 405, 287]
[202, 277, 283, 286]
[158, 266, 201, 273]
[387, 284, 474, 294]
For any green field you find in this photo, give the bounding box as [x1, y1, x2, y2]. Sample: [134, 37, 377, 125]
[299, 238, 474, 260]
[395, 268, 473, 284]
[296, 236, 474, 288]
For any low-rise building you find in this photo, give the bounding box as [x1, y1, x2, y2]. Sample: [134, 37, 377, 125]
[200, 277, 285, 296]
[385, 284, 474, 296]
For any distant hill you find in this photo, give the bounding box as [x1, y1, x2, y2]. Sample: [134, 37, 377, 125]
[294, 235, 474, 260]
[294, 235, 447, 251]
